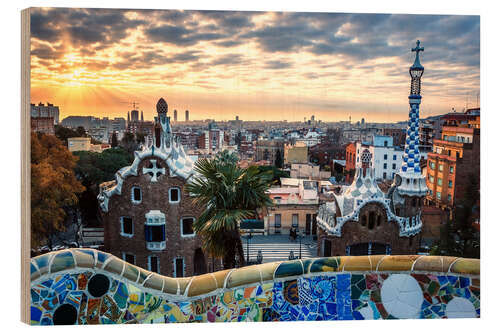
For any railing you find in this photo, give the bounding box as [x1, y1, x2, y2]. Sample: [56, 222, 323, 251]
[30, 249, 479, 325]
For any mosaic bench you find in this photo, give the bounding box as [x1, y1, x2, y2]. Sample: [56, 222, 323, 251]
[29, 249, 480, 324]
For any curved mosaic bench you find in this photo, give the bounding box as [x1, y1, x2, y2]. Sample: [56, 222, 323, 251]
[30, 249, 480, 325]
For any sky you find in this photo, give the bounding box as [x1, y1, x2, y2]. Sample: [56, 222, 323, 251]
[30, 8, 480, 122]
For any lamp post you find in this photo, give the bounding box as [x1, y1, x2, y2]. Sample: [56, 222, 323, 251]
[246, 231, 253, 264]
[299, 230, 303, 259]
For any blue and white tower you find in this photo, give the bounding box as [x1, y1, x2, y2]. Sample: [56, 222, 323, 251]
[392, 41, 428, 204]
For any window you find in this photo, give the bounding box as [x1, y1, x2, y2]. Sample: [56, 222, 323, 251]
[448, 180, 453, 188]
[392, 163, 396, 170]
[383, 163, 387, 169]
[429, 175, 434, 183]
[438, 164, 444, 172]
[384, 154, 388, 160]
[169, 188, 180, 203]
[437, 192, 441, 199]
[174, 258, 184, 277]
[450, 166, 454, 174]
[120, 217, 133, 237]
[147, 225, 165, 242]
[429, 189, 433, 195]
[292, 214, 299, 227]
[393, 155, 396, 160]
[123, 253, 135, 265]
[131, 186, 142, 203]
[384, 141, 388, 147]
[383, 172, 387, 179]
[275, 214, 281, 228]
[274, 196, 282, 204]
[181, 217, 195, 237]
[430, 162, 435, 170]
[148, 256, 159, 273]
[145, 210, 166, 250]
[448, 194, 452, 202]
[437, 178, 442, 186]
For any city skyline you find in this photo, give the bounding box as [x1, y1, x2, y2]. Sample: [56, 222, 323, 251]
[30, 8, 479, 122]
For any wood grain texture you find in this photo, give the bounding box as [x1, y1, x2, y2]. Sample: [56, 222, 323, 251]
[21, 7, 31, 325]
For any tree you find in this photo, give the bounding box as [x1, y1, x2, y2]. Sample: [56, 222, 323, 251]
[136, 132, 146, 144]
[31, 133, 85, 249]
[55, 125, 86, 145]
[111, 132, 118, 148]
[275, 149, 283, 168]
[186, 154, 273, 268]
[215, 149, 239, 164]
[257, 165, 289, 186]
[73, 148, 133, 226]
[263, 149, 270, 161]
[76, 126, 86, 137]
[120, 131, 138, 155]
[431, 173, 480, 258]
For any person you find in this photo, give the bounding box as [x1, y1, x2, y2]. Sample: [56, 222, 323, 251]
[289, 250, 295, 260]
[289, 227, 294, 241]
[292, 227, 297, 241]
[256, 250, 263, 264]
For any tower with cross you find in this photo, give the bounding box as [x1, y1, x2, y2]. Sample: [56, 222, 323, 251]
[389, 40, 428, 221]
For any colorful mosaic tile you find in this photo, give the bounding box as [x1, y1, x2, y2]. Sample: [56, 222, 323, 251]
[30, 250, 480, 325]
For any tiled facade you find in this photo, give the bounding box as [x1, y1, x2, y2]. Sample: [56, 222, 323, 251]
[30, 249, 480, 324]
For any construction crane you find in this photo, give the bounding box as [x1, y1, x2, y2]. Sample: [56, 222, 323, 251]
[119, 101, 140, 110]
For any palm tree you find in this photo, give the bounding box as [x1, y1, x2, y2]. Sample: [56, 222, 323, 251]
[186, 156, 273, 268]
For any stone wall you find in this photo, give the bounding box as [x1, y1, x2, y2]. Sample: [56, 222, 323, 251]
[30, 249, 479, 325]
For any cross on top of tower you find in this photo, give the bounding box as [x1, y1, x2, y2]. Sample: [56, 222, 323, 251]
[411, 40, 424, 69]
[412, 40, 424, 55]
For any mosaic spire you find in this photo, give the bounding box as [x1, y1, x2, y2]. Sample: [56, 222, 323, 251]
[393, 41, 428, 197]
[401, 40, 425, 174]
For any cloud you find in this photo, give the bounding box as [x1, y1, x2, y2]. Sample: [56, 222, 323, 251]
[145, 24, 227, 46]
[31, 8, 147, 48]
[29, 9, 480, 120]
[264, 60, 293, 69]
[209, 54, 246, 66]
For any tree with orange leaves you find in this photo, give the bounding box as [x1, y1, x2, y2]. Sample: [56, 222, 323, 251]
[31, 132, 84, 249]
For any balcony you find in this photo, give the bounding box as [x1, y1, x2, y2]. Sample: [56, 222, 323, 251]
[146, 241, 166, 251]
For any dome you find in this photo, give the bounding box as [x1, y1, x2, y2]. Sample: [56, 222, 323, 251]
[156, 98, 168, 114]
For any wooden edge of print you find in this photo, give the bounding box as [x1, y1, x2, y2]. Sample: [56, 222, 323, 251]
[21, 7, 31, 325]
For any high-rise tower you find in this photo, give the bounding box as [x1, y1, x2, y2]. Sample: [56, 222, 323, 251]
[390, 40, 428, 216]
[185, 110, 189, 122]
[174, 109, 177, 122]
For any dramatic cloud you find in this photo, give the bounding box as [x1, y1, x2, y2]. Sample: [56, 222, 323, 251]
[30, 8, 480, 122]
